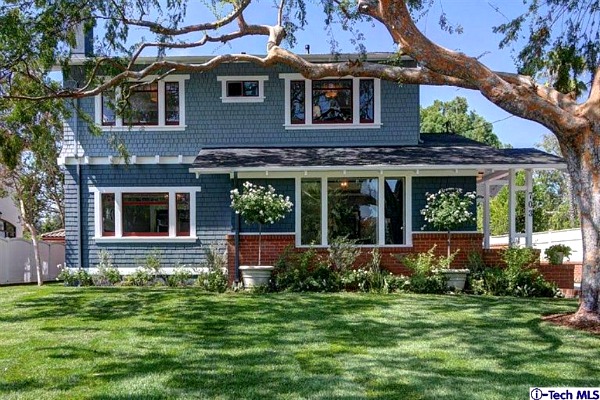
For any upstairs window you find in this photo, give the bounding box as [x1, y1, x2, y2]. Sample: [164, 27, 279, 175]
[280, 74, 381, 129]
[95, 75, 189, 131]
[217, 76, 268, 103]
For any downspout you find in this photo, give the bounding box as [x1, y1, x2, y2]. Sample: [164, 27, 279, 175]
[233, 171, 240, 285]
[74, 98, 83, 269]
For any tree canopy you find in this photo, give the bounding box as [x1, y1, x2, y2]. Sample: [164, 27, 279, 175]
[420, 97, 502, 148]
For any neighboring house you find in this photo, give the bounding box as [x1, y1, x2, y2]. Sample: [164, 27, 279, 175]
[59, 47, 564, 278]
[0, 191, 23, 238]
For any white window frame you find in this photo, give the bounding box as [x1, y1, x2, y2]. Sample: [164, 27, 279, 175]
[91, 186, 200, 243]
[293, 173, 411, 247]
[94, 75, 190, 132]
[279, 73, 382, 130]
[216, 75, 268, 103]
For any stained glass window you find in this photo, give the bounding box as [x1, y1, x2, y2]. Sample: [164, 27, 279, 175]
[359, 79, 375, 123]
[312, 80, 353, 124]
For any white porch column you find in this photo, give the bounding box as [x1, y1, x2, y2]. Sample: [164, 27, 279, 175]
[483, 181, 491, 249]
[508, 169, 517, 245]
[525, 169, 534, 247]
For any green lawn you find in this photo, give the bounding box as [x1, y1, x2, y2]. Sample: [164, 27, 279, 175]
[0, 285, 598, 399]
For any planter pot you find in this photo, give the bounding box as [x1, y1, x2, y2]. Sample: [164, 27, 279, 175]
[441, 269, 470, 291]
[549, 252, 565, 265]
[239, 265, 274, 289]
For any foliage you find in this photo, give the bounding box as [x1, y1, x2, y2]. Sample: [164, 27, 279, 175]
[421, 187, 477, 232]
[167, 265, 193, 287]
[469, 247, 561, 297]
[196, 245, 228, 293]
[545, 244, 573, 265]
[327, 236, 361, 273]
[57, 266, 93, 287]
[230, 181, 293, 226]
[420, 97, 502, 148]
[398, 246, 453, 294]
[341, 248, 403, 293]
[123, 268, 155, 287]
[92, 249, 121, 286]
[272, 247, 340, 292]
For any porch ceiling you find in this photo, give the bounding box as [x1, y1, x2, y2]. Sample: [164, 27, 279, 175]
[190, 134, 565, 173]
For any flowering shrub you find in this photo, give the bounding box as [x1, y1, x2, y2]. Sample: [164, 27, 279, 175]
[230, 181, 293, 265]
[421, 187, 477, 231]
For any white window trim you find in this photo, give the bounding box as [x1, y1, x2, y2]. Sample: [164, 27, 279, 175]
[94, 75, 190, 132]
[294, 173, 411, 248]
[216, 75, 268, 103]
[91, 186, 200, 243]
[280, 73, 382, 129]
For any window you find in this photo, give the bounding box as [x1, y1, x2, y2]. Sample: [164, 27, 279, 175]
[95, 75, 189, 131]
[297, 175, 407, 246]
[281, 74, 381, 129]
[123, 83, 159, 126]
[217, 76, 268, 103]
[300, 179, 321, 245]
[312, 80, 353, 124]
[328, 178, 378, 244]
[93, 187, 199, 242]
[0, 220, 16, 238]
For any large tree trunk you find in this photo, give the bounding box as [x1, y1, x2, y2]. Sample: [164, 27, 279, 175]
[562, 132, 600, 322]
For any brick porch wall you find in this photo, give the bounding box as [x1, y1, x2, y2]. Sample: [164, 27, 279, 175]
[226, 232, 485, 280]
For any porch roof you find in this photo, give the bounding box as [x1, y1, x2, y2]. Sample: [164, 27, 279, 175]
[190, 134, 565, 173]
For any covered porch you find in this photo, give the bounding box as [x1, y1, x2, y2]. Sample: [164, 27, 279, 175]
[190, 134, 565, 277]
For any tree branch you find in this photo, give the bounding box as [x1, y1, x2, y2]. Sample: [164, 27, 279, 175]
[357, 0, 587, 137]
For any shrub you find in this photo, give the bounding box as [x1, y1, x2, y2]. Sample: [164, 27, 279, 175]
[469, 247, 562, 297]
[196, 245, 228, 293]
[342, 248, 400, 293]
[327, 236, 361, 273]
[58, 267, 93, 287]
[167, 264, 193, 287]
[92, 250, 121, 286]
[398, 246, 452, 294]
[123, 268, 155, 287]
[272, 247, 340, 292]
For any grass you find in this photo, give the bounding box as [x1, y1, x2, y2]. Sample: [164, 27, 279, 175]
[0, 285, 598, 399]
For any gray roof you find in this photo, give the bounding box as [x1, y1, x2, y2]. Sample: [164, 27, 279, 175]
[191, 134, 565, 171]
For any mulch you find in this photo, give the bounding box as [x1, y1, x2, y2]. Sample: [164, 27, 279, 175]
[542, 313, 600, 335]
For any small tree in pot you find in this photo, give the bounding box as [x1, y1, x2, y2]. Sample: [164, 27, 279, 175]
[230, 181, 293, 266]
[421, 188, 477, 258]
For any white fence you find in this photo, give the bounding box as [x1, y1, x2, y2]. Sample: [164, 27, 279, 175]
[490, 228, 583, 262]
[0, 239, 65, 285]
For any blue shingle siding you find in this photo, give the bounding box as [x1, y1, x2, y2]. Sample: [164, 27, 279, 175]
[412, 176, 478, 231]
[75, 63, 420, 157]
[66, 164, 234, 269]
[233, 178, 296, 233]
[64, 165, 80, 268]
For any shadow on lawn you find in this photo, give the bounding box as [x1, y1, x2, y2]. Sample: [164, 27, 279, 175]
[2, 288, 598, 399]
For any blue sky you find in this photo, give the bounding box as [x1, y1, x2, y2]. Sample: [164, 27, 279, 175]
[136, 1, 552, 148]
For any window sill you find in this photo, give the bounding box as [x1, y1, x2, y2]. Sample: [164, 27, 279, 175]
[94, 236, 198, 243]
[220, 97, 265, 103]
[99, 125, 187, 132]
[284, 123, 382, 130]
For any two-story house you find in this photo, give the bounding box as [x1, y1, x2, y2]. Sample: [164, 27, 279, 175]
[60, 50, 564, 280]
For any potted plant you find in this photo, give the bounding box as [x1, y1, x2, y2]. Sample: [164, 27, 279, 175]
[544, 244, 572, 265]
[230, 181, 293, 288]
[420, 187, 477, 290]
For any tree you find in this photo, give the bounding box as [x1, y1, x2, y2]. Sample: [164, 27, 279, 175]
[2, 1, 600, 321]
[421, 97, 502, 148]
[0, 71, 65, 286]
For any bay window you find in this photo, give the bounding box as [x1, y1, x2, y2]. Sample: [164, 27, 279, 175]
[93, 187, 199, 242]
